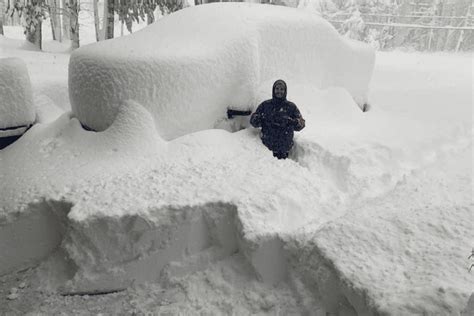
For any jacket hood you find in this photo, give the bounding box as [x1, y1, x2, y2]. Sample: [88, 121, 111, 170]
[272, 79, 287, 101]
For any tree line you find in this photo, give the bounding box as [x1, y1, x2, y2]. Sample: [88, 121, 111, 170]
[311, 0, 473, 52]
[0, 0, 187, 50]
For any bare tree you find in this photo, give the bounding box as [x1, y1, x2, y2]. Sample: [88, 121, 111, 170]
[93, 0, 103, 41]
[49, 0, 62, 41]
[68, 0, 79, 48]
[0, 0, 4, 35]
[105, 0, 114, 39]
[61, 0, 70, 39]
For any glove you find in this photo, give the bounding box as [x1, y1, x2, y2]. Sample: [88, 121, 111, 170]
[272, 115, 291, 127]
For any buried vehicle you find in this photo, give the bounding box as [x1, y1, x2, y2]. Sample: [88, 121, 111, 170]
[69, 2, 375, 140]
[0, 58, 36, 150]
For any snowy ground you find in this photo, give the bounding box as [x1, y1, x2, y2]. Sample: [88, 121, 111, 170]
[1, 18, 473, 316]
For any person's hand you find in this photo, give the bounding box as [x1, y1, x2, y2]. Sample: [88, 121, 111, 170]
[272, 115, 292, 127]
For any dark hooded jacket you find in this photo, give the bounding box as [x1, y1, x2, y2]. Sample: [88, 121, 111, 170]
[250, 80, 305, 154]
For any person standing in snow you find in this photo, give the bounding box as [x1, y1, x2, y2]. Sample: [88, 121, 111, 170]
[250, 79, 305, 159]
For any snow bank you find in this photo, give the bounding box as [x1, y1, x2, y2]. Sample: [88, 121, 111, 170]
[69, 2, 374, 139]
[290, 146, 473, 315]
[0, 35, 39, 52]
[0, 57, 35, 129]
[0, 92, 400, 289]
[36, 202, 242, 293]
[0, 200, 68, 275]
[2, 77, 469, 301]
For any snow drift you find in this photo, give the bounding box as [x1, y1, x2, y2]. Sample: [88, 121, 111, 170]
[69, 2, 374, 139]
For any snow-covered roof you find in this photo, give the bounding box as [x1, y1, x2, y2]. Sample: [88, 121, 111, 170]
[69, 2, 374, 140]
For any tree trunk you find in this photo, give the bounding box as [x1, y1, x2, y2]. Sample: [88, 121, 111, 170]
[69, 0, 80, 49]
[52, 0, 62, 41]
[102, 0, 108, 39]
[147, 11, 154, 24]
[50, 13, 56, 40]
[0, 0, 4, 35]
[62, 0, 70, 39]
[49, 0, 57, 41]
[26, 20, 42, 50]
[93, 0, 100, 41]
[105, 0, 114, 39]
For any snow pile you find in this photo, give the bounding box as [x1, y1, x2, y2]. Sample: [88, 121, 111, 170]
[0, 101, 163, 276]
[69, 2, 374, 139]
[0, 90, 403, 290]
[0, 35, 39, 52]
[0, 57, 35, 130]
[2, 78, 470, 309]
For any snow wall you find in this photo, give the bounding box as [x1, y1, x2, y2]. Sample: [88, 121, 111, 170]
[69, 2, 375, 140]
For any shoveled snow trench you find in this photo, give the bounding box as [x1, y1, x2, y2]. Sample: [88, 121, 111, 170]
[0, 197, 377, 315]
[1, 140, 472, 315]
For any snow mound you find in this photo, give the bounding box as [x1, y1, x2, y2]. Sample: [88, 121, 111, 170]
[69, 2, 374, 140]
[0, 35, 39, 52]
[0, 57, 35, 129]
[0, 93, 401, 293]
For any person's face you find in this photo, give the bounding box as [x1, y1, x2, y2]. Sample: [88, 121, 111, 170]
[274, 83, 285, 98]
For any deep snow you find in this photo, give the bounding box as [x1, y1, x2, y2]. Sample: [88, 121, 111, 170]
[69, 3, 374, 139]
[0, 6, 473, 315]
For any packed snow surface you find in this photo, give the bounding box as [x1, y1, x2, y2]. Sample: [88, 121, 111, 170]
[69, 2, 374, 139]
[0, 16, 472, 316]
[0, 57, 35, 129]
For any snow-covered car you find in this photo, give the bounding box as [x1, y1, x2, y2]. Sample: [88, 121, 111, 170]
[69, 2, 375, 140]
[0, 57, 35, 150]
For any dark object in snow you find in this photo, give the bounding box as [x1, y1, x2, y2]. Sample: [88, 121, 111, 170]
[250, 79, 305, 159]
[81, 123, 96, 132]
[60, 288, 126, 296]
[0, 124, 32, 150]
[227, 109, 252, 119]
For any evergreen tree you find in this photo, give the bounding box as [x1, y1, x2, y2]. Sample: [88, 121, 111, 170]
[8, 0, 49, 49]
